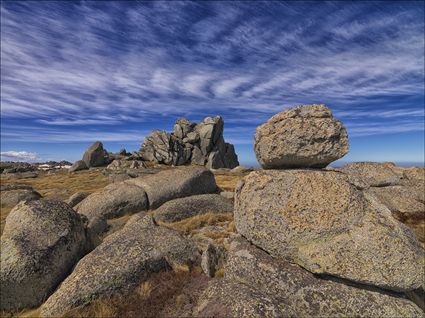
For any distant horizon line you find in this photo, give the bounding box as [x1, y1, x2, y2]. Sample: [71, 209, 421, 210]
[0, 159, 424, 168]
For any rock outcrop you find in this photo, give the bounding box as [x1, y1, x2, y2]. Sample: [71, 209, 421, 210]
[76, 167, 217, 234]
[106, 159, 146, 171]
[153, 194, 233, 223]
[41, 216, 198, 317]
[125, 167, 217, 209]
[335, 161, 402, 187]
[195, 238, 423, 317]
[66, 191, 90, 208]
[234, 169, 424, 292]
[68, 160, 88, 173]
[82, 141, 110, 168]
[1, 200, 88, 311]
[254, 104, 349, 169]
[140, 116, 239, 169]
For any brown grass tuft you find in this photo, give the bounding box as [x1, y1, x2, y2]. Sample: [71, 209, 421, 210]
[0, 169, 109, 202]
[58, 268, 209, 318]
[137, 281, 153, 300]
[158, 212, 233, 235]
[214, 174, 244, 192]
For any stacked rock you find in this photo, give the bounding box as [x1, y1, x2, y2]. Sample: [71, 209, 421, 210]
[196, 104, 424, 316]
[140, 116, 239, 169]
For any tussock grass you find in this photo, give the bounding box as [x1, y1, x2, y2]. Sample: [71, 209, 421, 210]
[0, 206, 13, 235]
[158, 212, 233, 235]
[0, 169, 109, 202]
[137, 281, 153, 300]
[172, 264, 190, 273]
[0, 169, 109, 235]
[214, 174, 244, 192]
[59, 267, 209, 318]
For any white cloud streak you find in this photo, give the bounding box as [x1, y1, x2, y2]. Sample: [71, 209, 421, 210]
[0, 151, 40, 162]
[0, 1, 423, 143]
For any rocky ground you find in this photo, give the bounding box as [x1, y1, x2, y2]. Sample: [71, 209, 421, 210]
[0, 104, 424, 317]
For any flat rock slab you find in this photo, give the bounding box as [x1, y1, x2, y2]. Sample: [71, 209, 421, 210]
[76, 181, 148, 222]
[254, 104, 349, 169]
[368, 185, 424, 220]
[0, 189, 41, 207]
[1, 200, 88, 311]
[195, 238, 423, 317]
[40, 216, 198, 317]
[153, 194, 233, 223]
[126, 167, 217, 209]
[335, 162, 402, 187]
[66, 191, 90, 208]
[234, 169, 424, 292]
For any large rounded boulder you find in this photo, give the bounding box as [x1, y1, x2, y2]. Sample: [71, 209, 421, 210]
[41, 216, 198, 317]
[76, 182, 148, 222]
[254, 104, 349, 169]
[195, 237, 423, 317]
[1, 200, 88, 311]
[234, 169, 424, 292]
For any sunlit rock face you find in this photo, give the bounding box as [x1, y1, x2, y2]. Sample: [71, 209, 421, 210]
[254, 104, 349, 169]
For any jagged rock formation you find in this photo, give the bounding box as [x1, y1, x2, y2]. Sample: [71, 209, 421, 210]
[82, 141, 110, 167]
[140, 116, 239, 169]
[254, 104, 349, 168]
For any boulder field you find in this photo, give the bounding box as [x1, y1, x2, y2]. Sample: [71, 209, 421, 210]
[1, 104, 423, 316]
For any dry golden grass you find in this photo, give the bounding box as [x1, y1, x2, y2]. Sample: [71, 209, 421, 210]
[137, 281, 153, 300]
[0, 206, 13, 236]
[0, 169, 109, 202]
[172, 264, 190, 273]
[158, 212, 233, 236]
[214, 173, 244, 191]
[59, 267, 209, 318]
[0, 169, 109, 235]
[214, 267, 225, 278]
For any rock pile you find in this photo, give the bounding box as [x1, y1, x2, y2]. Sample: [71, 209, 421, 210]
[140, 116, 239, 169]
[197, 104, 424, 316]
[76, 167, 217, 235]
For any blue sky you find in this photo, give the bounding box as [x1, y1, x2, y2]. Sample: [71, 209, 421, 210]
[1, 1, 424, 166]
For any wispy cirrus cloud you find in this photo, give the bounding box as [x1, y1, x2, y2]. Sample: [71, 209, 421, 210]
[0, 1, 423, 163]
